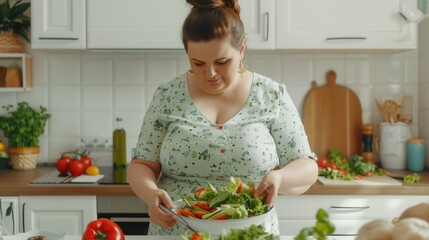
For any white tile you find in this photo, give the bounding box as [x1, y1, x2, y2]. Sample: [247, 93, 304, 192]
[419, 83, 429, 110]
[82, 85, 113, 111]
[419, 28, 429, 57]
[403, 85, 419, 110]
[370, 55, 404, 84]
[32, 54, 48, 85]
[37, 137, 49, 163]
[113, 55, 145, 84]
[49, 85, 80, 111]
[404, 56, 419, 84]
[48, 54, 81, 85]
[281, 55, 313, 84]
[348, 84, 373, 111]
[146, 54, 177, 85]
[0, 94, 17, 115]
[420, 55, 429, 83]
[248, 54, 281, 82]
[17, 85, 48, 108]
[113, 85, 145, 112]
[48, 138, 81, 163]
[285, 84, 311, 115]
[49, 112, 81, 137]
[82, 54, 113, 85]
[313, 55, 346, 85]
[81, 112, 113, 138]
[345, 56, 371, 84]
[113, 112, 145, 138]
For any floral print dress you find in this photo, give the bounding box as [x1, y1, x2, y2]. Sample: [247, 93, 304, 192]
[132, 72, 316, 235]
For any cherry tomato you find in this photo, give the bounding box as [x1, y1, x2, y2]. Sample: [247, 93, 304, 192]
[191, 233, 202, 240]
[79, 156, 93, 170]
[69, 160, 86, 177]
[327, 162, 338, 170]
[338, 169, 348, 176]
[317, 157, 329, 168]
[56, 156, 72, 175]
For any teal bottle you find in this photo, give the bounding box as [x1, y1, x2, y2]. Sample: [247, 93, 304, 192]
[113, 117, 127, 183]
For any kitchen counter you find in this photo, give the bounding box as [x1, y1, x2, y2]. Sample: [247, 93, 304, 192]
[0, 167, 429, 196]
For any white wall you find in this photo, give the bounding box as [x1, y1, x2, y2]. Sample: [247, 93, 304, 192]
[0, 49, 421, 166]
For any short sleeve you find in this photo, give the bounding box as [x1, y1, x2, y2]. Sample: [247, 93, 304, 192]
[270, 83, 317, 167]
[131, 86, 169, 162]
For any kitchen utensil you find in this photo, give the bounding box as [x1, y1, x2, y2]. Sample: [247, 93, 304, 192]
[399, 95, 413, 124]
[303, 70, 363, 159]
[159, 203, 198, 234]
[375, 99, 389, 122]
[383, 99, 399, 123]
[379, 122, 412, 170]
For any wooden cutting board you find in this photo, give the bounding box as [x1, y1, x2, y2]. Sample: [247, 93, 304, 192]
[303, 70, 362, 159]
[318, 176, 401, 186]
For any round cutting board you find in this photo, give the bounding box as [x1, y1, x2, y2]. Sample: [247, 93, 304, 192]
[303, 70, 362, 159]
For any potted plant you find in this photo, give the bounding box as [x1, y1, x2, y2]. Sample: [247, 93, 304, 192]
[0, 0, 31, 53]
[0, 102, 51, 170]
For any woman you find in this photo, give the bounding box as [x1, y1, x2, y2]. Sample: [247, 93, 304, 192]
[127, 0, 318, 235]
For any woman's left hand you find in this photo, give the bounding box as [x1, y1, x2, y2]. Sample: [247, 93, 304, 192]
[254, 170, 282, 208]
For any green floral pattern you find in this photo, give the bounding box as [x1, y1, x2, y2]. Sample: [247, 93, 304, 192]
[132, 72, 316, 235]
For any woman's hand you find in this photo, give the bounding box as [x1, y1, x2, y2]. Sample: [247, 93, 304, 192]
[254, 170, 282, 208]
[147, 189, 177, 228]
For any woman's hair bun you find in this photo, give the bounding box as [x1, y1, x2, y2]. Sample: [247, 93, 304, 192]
[186, 0, 240, 15]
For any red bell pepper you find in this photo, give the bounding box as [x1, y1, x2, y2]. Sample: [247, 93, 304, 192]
[82, 218, 125, 240]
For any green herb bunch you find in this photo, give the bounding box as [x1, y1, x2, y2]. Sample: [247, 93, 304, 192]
[0, 0, 31, 42]
[0, 102, 51, 148]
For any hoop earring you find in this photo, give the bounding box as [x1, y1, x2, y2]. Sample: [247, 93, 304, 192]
[188, 69, 193, 74]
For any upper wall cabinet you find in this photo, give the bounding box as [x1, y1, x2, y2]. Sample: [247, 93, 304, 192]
[87, 0, 190, 50]
[240, 0, 275, 49]
[31, 0, 86, 49]
[276, 0, 418, 50]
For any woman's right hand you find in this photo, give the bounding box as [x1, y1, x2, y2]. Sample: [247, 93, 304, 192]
[147, 188, 177, 228]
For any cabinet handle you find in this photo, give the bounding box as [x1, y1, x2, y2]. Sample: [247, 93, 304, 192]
[330, 206, 370, 210]
[325, 37, 367, 41]
[38, 37, 79, 40]
[264, 12, 269, 41]
[22, 202, 26, 233]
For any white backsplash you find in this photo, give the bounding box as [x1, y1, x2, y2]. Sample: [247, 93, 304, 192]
[419, 17, 429, 168]
[0, 45, 426, 166]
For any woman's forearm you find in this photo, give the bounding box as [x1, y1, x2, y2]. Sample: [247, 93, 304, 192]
[127, 159, 161, 204]
[277, 158, 318, 195]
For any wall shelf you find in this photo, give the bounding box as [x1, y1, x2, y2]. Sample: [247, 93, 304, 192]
[0, 53, 32, 92]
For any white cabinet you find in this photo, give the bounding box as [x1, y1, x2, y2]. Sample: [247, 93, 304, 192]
[31, 0, 86, 49]
[239, 0, 275, 49]
[275, 0, 418, 50]
[275, 195, 429, 236]
[0, 197, 19, 235]
[19, 196, 96, 235]
[0, 54, 32, 92]
[87, 0, 190, 50]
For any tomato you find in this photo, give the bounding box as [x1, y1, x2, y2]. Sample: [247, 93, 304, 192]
[317, 157, 329, 168]
[338, 169, 348, 176]
[86, 166, 100, 176]
[82, 218, 125, 240]
[56, 156, 72, 175]
[80, 156, 93, 170]
[327, 162, 338, 170]
[363, 170, 373, 177]
[69, 160, 86, 177]
[236, 182, 255, 194]
[191, 233, 202, 240]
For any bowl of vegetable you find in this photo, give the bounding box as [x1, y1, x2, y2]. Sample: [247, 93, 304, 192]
[173, 177, 274, 235]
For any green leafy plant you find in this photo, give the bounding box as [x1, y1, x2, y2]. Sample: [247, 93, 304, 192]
[0, 0, 31, 42]
[0, 102, 51, 148]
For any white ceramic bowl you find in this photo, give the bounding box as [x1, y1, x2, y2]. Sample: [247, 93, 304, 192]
[173, 200, 274, 235]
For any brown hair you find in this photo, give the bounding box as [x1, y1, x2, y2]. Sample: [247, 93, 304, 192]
[182, 0, 245, 52]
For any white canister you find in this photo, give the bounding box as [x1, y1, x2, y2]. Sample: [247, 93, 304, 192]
[379, 122, 412, 170]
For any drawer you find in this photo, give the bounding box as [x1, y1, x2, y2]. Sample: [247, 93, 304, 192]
[275, 195, 429, 219]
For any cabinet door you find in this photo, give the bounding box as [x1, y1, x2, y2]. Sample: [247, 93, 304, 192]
[0, 197, 19, 235]
[31, 0, 86, 49]
[239, 0, 275, 49]
[276, 0, 418, 50]
[19, 196, 96, 234]
[87, 0, 190, 49]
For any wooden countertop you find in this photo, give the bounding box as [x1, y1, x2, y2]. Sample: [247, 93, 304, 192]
[0, 167, 428, 196]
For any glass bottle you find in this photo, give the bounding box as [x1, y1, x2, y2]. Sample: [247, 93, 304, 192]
[113, 117, 127, 183]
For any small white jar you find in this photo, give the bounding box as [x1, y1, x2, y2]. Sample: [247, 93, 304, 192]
[379, 122, 412, 170]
